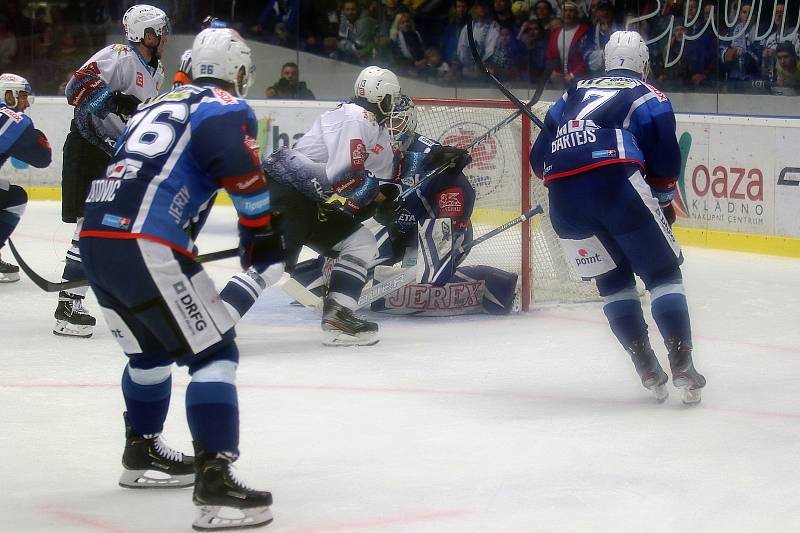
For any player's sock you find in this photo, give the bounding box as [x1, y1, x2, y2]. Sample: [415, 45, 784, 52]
[327, 254, 368, 309]
[121, 364, 172, 435]
[650, 282, 706, 404]
[220, 269, 267, 322]
[602, 287, 648, 348]
[186, 360, 240, 455]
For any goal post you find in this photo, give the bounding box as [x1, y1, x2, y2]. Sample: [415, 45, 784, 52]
[413, 98, 600, 310]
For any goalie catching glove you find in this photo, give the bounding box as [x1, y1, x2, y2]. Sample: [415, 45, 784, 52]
[238, 213, 287, 272]
[422, 145, 472, 174]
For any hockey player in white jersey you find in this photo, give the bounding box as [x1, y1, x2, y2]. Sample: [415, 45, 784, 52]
[55, 4, 169, 337]
[254, 66, 400, 346]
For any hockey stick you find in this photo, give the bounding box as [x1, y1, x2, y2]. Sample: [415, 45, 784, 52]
[288, 204, 545, 310]
[401, 87, 547, 202]
[8, 238, 239, 293]
[356, 204, 544, 308]
[466, 18, 548, 131]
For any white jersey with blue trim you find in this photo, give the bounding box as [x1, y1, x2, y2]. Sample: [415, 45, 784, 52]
[76, 44, 166, 142]
[81, 84, 270, 254]
[292, 102, 393, 185]
[531, 73, 680, 184]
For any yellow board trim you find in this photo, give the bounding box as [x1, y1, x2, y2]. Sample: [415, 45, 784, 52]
[672, 227, 800, 258]
[27, 187, 62, 201]
[24, 186, 800, 258]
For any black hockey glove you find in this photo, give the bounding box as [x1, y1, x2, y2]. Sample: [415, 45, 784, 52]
[374, 183, 402, 227]
[661, 203, 676, 227]
[238, 214, 287, 272]
[110, 91, 142, 121]
[422, 145, 472, 175]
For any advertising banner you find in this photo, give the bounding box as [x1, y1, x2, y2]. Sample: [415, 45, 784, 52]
[673, 114, 800, 239]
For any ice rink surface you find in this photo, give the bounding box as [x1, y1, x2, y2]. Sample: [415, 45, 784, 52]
[1, 202, 799, 533]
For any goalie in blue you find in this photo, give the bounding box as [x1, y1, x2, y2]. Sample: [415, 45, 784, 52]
[531, 31, 706, 404]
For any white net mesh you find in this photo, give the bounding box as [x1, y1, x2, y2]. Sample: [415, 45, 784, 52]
[413, 98, 600, 308]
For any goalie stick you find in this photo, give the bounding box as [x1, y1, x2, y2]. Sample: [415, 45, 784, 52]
[8, 239, 239, 293]
[466, 18, 549, 132]
[285, 205, 545, 311]
[401, 75, 548, 202]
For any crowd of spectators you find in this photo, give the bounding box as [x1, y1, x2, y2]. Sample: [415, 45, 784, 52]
[2, 0, 800, 96]
[234, 0, 800, 95]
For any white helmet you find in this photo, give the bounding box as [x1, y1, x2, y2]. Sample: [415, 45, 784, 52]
[354, 66, 402, 117]
[123, 4, 170, 42]
[191, 28, 255, 98]
[604, 30, 650, 80]
[388, 95, 417, 151]
[0, 73, 34, 108]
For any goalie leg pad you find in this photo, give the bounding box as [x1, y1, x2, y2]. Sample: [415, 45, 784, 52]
[454, 265, 519, 315]
[417, 218, 454, 286]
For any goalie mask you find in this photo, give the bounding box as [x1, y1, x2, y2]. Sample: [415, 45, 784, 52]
[388, 95, 417, 151]
[0, 73, 34, 111]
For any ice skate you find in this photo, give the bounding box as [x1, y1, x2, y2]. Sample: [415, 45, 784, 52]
[192, 442, 273, 531]
[321, 298, 379, 346]
[0, 254, 20, 283]
[119, 412, 195, 489]
[53, 291, 96, 337]
[626, 337, 669, 403]
[666, 338, 706, 405]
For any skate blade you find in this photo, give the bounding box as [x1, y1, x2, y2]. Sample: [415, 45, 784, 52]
[650, 383, 669, 403]
[679, 386, 702, 405]
[193, 505, 273, 531]
[119, 468, 194, 489]
[0, 272, 20, 282]
[322, 330, 379, 347]
[53, 320, 94, 338]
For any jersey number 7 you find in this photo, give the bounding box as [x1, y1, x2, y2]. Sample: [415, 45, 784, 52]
[575, 89, 620, 120]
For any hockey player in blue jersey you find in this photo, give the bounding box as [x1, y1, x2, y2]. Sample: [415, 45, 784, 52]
[0, 74, 51, 282]
[531, 31, 706, 404]
[79, 28, 283, 530]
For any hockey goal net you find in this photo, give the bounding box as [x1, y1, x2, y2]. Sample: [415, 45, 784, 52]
[413, 98, 600, 310]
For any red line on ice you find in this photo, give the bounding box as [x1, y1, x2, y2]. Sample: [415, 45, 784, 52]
[38, 507, 132, 533]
